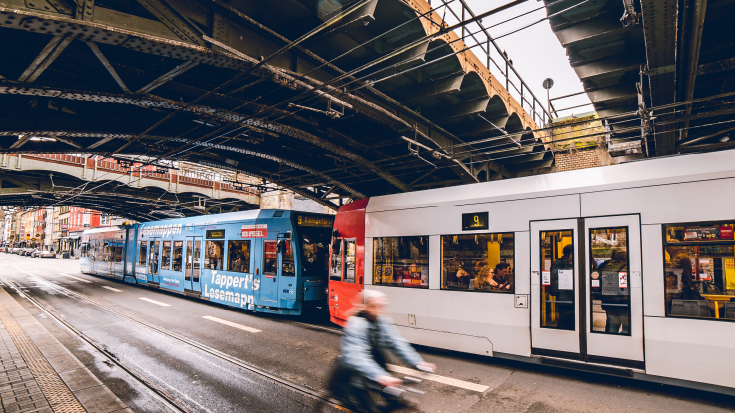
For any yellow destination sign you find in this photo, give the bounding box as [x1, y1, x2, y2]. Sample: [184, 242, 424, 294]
[296, 215, 333, 227]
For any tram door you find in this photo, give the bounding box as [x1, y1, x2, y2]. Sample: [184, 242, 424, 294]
[148, 239, 161, 284]
[184, 237, 202, 292]
[259, 240, 279, 302]
[329, 238, 361, 321]
[530, 216, 643, 367]
[112, 242, 124, 278]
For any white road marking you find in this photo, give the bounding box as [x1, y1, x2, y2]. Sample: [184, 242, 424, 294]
[59, 273, 92, 284]
[139, 297, 171, 307]
[386, 364, 489, 393]
[101, 286, 122, 292]
[202, 316, 261, 333]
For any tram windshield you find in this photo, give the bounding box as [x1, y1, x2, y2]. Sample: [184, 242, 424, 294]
[300, 233, 330, 278]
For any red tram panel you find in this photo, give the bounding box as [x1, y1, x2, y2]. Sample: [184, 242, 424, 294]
[328, 198, 368, 326]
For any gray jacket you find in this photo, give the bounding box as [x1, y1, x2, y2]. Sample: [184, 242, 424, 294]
[339, 313, 423, 383]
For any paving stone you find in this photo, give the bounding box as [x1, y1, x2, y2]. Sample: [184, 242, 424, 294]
[73, 385, 128, 413]
[60, 368, 104, 392]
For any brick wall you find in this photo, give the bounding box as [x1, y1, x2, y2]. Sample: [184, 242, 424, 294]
[546, 113, 614, 173]
[551, 147, 614, 173]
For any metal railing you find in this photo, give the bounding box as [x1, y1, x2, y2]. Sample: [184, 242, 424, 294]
[434, 0, 552, 126]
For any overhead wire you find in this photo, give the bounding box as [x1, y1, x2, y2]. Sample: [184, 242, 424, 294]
[42, 0, 383, 212]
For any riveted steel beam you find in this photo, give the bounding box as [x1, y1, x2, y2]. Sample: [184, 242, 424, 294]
[677, 0, 708, 143]
[86, 41, 130, 92]
[134, 0, 204, 44]
[0, 127, 365, 200]
[137, 61, 198, 94]
[17, 35, 73, 83]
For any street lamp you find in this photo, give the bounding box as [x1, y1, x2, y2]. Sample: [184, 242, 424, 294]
[542, 78, 554, 126]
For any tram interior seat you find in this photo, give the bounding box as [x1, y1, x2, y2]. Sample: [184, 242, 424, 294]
[723, 302, 735, 320]
[670, 299, 711, 317]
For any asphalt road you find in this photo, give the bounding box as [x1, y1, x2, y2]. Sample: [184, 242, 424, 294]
[1, 253, 733, 412]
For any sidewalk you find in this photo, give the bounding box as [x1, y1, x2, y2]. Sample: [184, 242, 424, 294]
[0, 287, 130, 413]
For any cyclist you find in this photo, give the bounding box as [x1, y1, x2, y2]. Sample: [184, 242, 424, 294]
[329, 289, 435, 412]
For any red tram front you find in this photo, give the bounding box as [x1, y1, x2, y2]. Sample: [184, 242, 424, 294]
[328, 199, 368, 326]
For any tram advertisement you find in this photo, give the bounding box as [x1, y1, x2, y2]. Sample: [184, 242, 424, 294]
[202, 270, 258, 309]
[241, 224, 267, 238]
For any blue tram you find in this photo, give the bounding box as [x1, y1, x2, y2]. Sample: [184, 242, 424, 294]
[80, 210, 334, 315]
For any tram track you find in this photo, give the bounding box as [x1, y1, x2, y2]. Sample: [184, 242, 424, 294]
[2, 270, 349, 412]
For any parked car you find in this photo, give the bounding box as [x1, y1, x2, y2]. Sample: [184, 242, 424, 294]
[10, 247, 21, 254]
[31, 250, 44, 258]
[38, 250, 55, 259]
[22, 248, 36, 256]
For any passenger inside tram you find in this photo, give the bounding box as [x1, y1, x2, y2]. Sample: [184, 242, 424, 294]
[661, 222, 735, 320]
[550, 244, 575, 330]
[596, 249, 629, 334]
[372, 237, 429, 288]
[441, 233, 514, 293]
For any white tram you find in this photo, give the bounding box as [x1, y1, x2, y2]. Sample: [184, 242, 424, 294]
[329, 149, 735, 395]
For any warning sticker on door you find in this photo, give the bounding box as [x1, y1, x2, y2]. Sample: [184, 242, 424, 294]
[542, 271, 551, 286]
[619, 272, 628, 288]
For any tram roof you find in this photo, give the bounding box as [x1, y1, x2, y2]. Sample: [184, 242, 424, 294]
[366, 149, 735, 212]
[81, 226, 126, 235]
[139, 210, 264, 227]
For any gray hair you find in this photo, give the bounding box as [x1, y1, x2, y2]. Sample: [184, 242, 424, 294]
[362, 289, 386, 305]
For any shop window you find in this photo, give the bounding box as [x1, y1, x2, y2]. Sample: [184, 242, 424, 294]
[663, 221, 735, 320]
[227, 240, 251, 273]
[205, 240, 224, 270]
[373, 237, 429, 288]
[161, 241, 171, 270]
[172, 241, 183, 271]
[441, 233, 514, 293]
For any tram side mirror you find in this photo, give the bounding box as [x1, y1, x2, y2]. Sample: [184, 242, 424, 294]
[277, 240, 285, 254]
[332, 238, 341, 255]
[358, 275, 363, 285]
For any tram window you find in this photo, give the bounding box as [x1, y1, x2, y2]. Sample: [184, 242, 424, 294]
[540, 231, 575, 330]
[150, 241, 159, 275]
[441, 233, 514, 293]
[663, 221, 735, 320]
[115, 245, 123, 263]
[139, 242, 147, 266]
[281, 240, 295, 276]
[301, 234, 330, 278]
[330, 239, 343, 281]
[103, 243, 109, 262]
[227, 240, 251, 273]
[373, 237, 429, 288]
[172, 241, 183, 271]
[344, 239, 357, 283]
[264, 241, 277, 275]
[193, 241, 201, 282]
[589, 227, 630, 335]
[205, 241, 224, 270]
[162, 241, 171, 270]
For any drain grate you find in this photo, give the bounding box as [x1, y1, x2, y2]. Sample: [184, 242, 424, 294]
[0, 303, 86, 412]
